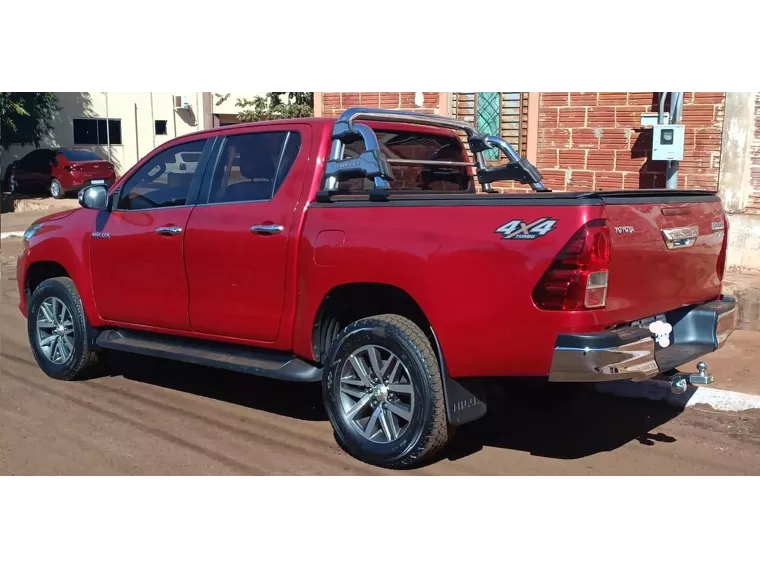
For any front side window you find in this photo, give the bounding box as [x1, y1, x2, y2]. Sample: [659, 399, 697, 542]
[117, 139, 207, 210]
[207, 131, 301, 204]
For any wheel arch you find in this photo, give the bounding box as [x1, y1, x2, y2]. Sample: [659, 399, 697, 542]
[311, 282, 433, 366]
[312, 283, 488, 430]
[26, 260, 71, 297]
[23, 238, 101, 328]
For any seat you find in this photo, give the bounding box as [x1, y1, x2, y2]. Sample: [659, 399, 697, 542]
[219, 144, 278, 203]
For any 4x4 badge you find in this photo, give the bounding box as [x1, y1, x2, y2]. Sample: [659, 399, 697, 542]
[495, 218, 558, 240]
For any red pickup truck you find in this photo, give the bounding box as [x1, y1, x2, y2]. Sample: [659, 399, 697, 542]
[17, 107, 737, 468]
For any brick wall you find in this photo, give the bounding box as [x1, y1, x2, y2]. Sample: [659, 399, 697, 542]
[320, 92, 442, 117]
[749, 93, 760, 214]
[536, 92, 725, 192]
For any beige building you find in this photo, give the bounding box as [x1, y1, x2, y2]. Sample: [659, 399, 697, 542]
[1, 92, 267, 177]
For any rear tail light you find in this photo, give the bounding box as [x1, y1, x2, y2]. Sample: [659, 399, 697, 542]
[717, 214, 729, 281]
[532, 219, 612, 311]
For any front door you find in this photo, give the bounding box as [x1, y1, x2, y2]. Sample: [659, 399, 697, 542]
[184, 126, 311, 342]
[89, 138, 211, 330]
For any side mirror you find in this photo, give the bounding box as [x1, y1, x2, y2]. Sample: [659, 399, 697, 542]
[78, 184, 109, 211]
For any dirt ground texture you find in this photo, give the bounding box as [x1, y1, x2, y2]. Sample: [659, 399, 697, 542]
[2, 236, 760, 475]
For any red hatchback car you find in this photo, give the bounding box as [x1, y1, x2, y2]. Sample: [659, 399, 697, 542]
[4, 148, 116, 199]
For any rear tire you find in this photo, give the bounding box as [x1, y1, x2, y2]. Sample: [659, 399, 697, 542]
[322, 314, 450, 469]
[27, 277, 101, 381]
[8, 172, 18, 194]
[50, 178, 64, 199]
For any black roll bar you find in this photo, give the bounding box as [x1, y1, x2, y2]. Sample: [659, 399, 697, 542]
[317, 107, 547, 202]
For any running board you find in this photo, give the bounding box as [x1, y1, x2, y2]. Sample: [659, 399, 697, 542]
[95, 329, 322, 383]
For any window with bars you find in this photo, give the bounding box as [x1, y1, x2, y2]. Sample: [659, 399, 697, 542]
[451, 92, 528, 161]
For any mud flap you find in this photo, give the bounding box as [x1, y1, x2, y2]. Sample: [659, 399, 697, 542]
[429, 328, 488, 426]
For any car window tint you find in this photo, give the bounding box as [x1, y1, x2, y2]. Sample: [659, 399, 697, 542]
[61, 149, 101, 162]
[208, 131, 300, 204]
[117, 140, 207, 211]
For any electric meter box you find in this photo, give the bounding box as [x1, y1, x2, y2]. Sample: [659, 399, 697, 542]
[651, 124, 685, 161]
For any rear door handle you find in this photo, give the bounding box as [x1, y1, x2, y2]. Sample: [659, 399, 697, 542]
[250, 224, 284, 235]
[156, 226, 183, 236]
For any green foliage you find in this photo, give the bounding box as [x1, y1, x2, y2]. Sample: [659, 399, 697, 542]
[0, 92, 59, 150]
[213, 92, 313, 122]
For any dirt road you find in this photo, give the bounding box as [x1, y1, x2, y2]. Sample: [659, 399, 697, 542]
[2, 237, 759, 475]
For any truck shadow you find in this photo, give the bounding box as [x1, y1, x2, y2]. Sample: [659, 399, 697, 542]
[444, 381, 680, 462]
[107, 354, 681, 463]
[107, 353, 327, 421]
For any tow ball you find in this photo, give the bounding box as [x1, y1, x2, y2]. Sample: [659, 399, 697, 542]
[669, 361, 713, 395]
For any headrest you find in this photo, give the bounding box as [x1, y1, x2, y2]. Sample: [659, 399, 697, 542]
[238, 142, 277, 181]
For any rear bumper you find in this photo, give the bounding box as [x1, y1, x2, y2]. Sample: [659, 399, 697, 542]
[548, 296, 737, 383]
[67, 179, 114, 194]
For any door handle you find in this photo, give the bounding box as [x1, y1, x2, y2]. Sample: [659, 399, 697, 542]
[156, 226, 183, 236]
[250, 224, 284, 235]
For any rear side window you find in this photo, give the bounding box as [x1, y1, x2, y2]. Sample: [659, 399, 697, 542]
[60, 149, 100, 162]
[337, 130, 474, 193]
[207, 131, 302, 204]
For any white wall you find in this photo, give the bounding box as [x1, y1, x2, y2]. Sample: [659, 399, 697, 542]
[2, 92, 212, 177]
[1, 91, 290, 179]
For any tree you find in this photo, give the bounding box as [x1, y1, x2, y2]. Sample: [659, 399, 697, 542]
[0, 92, 59, 150]
[214, 92, 313, 122]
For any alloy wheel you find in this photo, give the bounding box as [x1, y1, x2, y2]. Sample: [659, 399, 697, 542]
[338, 345, 415, 444]
[36, 297, 75, 365]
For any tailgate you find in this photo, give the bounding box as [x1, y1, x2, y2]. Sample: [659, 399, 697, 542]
[601, 191, 727, 324]
[72, 160, 113, 178]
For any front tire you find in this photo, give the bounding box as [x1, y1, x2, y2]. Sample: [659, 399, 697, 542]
[322, 314, 450, 469]
[50, 178, 64, 199]
[27, 277, 101, 381]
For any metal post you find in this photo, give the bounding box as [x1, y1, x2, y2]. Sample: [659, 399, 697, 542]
[149, 93, 156, 150]
[665, 92, 682, 190]
[104, 92, 111, 163]
[134, 103, 140, 164]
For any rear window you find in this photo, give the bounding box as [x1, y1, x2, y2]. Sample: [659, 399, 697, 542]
[336, 130, 474, 193]
[60, 150, 101, 162]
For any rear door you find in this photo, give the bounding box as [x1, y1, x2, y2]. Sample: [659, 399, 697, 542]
[89, 137, 213, 330]
[183, 124, 311, 342]
[602, 192, 726, 322]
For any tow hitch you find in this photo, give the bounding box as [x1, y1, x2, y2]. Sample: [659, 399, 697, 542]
[669, 361, 714, 395]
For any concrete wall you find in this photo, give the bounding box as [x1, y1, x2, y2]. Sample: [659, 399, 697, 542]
[717, 93, 760, 273]
[726, 214, 760, 273]
[718, 92, 754, 213]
